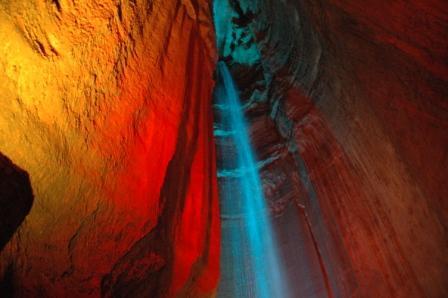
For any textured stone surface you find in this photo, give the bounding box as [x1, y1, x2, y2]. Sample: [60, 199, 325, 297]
[0, 0, 219, 297]
[1, 0, 446, 297]
[295, 2, 448, 296]
[219, 0, 447, 297]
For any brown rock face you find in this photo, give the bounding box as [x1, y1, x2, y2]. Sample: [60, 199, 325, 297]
[218, 0, 447, 297]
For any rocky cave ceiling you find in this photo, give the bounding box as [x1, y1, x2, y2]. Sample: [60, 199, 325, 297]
[0, 0, 447, 297]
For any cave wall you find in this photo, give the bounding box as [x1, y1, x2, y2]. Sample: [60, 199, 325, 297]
[0, 0, 446, 296]
[296, 2, 447, 296]
[220, 0, 447, 297]
[0, 0, 219, 297]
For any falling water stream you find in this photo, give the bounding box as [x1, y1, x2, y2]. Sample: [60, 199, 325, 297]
[214, 62, 290, 298]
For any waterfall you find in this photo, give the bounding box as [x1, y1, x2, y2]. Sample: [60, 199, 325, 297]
[214, 62, 289, 298]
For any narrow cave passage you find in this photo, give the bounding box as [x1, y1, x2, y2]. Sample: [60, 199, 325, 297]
[212, 1, 332, 297]
[213, 61, 329, 298]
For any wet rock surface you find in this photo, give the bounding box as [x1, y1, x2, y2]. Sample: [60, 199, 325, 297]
[219, 0, 447, 297]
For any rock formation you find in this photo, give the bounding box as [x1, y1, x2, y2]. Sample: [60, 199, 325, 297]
[0, 0, 219, 296]
[0, 0, 446, 297]
[218, 0, 447, 297]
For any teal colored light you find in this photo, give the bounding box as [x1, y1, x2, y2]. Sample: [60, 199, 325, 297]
[212, 0, 261, 65]
[215, 62, 289, 297]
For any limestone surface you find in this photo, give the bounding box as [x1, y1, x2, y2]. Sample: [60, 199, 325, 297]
[0, 0, 219, 297]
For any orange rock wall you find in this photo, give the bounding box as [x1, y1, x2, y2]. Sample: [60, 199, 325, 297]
[0, 0, 219, 296]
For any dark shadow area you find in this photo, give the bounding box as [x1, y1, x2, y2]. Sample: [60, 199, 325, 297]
[0, 263, 15, 298]
[0, 152, 34, 251]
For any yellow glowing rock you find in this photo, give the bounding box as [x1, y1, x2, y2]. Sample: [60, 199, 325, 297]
[0, 0, 219, 296]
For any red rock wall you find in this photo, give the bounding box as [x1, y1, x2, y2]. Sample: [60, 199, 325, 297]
[297, 1, 447, 296]
[219, 0, 447, 297]
[0, 0, 219, 297]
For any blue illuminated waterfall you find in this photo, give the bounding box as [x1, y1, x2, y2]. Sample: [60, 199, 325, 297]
[214, 62, 289, 298]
